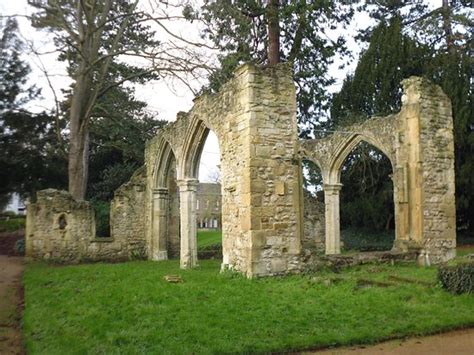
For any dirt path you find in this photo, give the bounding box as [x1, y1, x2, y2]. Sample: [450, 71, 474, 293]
[0, 255, 24, 355]
[313, 328, 474, 354]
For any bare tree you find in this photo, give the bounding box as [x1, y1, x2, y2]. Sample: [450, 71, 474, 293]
[27, 0, 215, 200]
[207, 165, 221, 184]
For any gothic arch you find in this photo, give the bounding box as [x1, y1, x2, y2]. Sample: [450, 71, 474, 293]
[153, 138, 177, 189]
[180, 118, 211, 180]
[328, 133, 394, 185]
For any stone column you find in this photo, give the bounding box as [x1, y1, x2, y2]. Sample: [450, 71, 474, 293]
[177, 179, 199, 268]
[324, 183, 342, 255]
[151, 188, 169, 261]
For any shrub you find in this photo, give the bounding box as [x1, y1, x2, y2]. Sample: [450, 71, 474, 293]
[341, 228, 394, 252]
[14, 238, 25, 255]
[438, 260, 474, 294]
[197, 244, 222, 259]
[0, 218, 26, 232]
[1, 211, 18, 218]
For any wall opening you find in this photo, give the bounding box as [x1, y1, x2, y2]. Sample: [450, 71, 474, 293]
[196, 129, 222, 260]
[151, 141, 180, 261]
[339, 141, 394, 252]
[301, 159, 325, 252]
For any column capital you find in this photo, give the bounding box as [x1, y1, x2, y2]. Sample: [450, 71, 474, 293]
[153, 187, 169, 196]
[177, 179, 199, 192]
[323, 183, 342, 193]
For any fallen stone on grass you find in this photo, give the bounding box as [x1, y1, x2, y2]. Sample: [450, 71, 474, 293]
[164, 275, 183, 283]
[354, 278, 394, 290]
[387, 275, 434, 287]
[309, 276, 345, 286]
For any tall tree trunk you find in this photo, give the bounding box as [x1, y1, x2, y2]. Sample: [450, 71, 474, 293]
[267, 0, 280, 65]
[442, 0, 455, 54]
[68, 72, 91, 200]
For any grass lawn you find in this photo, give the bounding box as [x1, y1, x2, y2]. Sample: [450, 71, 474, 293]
[457, 245, 474, 257]
[24, 260, 474, 354]
[197, 229, 222, 248]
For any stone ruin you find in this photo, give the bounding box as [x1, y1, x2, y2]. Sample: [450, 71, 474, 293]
[26, 64, 457, 277]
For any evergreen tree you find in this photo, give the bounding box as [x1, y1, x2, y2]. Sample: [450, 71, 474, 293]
[330, 16, 430, 232]
[0, 18, 67, 201]
[331, 7, 473, 231]
[331, 16, 429, 126]
[193, 0, 355, 137]
[0, 18, 37, 112]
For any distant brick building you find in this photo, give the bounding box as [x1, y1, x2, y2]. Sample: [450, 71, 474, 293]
[196, 183, 221, 229]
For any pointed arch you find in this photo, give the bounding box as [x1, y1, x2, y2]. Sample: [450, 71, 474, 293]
[153, 138, 177, 189]
[328, 134, 394, 184]
[180, 117, 211, 180]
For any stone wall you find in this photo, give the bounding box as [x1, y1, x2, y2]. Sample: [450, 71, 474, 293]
[414, 78, 456, 264]
[26, 189, 96, 262]
[302, 191, 325, 253]
[145, 64, 301, 276]
[109, 166, 148, 259]
[26, 168, 149, 262]
[301, 77, 456, 265]
[26, 64, 457, 275]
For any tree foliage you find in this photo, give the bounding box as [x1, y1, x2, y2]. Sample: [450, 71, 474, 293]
[194, 0, 355, 137]
[331, 16, 429, 126]
[0, 18, 66, 201]
[28, 0, 207, 200]
[331, 1, 473, 230]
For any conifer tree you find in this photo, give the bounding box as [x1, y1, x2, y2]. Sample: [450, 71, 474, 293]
[330, 16, 430, 231]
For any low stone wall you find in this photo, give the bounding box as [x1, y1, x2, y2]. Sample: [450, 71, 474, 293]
[26, 185, 147, 263]
[26, 189, 96, 262]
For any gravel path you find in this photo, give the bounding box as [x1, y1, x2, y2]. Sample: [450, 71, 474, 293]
[0, 255, 24, 355]
[314, 328, 474, 354]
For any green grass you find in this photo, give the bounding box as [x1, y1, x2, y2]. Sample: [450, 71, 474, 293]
[457, 245, 474, 257]
[197, 230, 222, 248]
[0, 218, 25, 233]
[24, 260, 474, 354]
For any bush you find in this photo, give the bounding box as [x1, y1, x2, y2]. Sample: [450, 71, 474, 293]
[438, 260, 474, 294]
[341, 228, 394, 252]
[14, 238, 25, 255]
[0, 218, 26, 233]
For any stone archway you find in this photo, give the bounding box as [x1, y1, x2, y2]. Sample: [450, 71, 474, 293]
[149, 139, 178, 261]
[144, 64, 302, 276]
[325, 136, 395, 255]
[177, 119, 214, 269]
[27, 66, 457, 275]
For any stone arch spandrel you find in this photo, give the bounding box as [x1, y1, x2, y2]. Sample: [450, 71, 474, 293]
[179, 117, 213, 180]
[327, 117, 396, 184]
[299, 116, 396, 185]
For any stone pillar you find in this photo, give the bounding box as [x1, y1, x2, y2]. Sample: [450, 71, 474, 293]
[151, 188, 169, 261]
[178, 179, 199, 268]
[324, 183, 342, 255]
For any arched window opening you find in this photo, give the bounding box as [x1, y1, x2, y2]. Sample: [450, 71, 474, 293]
[339, 141, 394, 252]
[301, 159, 325, 252]
[196, 129, 223, 259]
